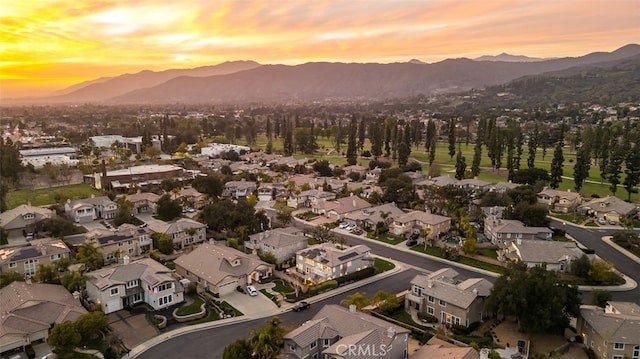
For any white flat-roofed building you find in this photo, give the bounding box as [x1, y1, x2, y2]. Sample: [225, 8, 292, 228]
[201, 143, 250, 157]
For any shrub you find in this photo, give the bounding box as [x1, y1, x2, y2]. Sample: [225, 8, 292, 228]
[417, 311, 438, 323]
[452, 324, 471, 335]
[336, 267, 376, 284]
[309, 280, 338, 296]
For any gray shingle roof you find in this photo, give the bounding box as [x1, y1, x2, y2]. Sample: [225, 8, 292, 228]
[511, 240, 584, 263]
[410, 271, 493, 309]
[296, 244, 371, 267]
[580, 304, 640, 344]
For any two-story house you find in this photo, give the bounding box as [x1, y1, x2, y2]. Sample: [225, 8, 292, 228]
[287, 189, 336, 209]
[537, 188, 582, 213]
[499, 238, 586, 272]
[405, 268, 493, 326]
[0, 238, 71, 277]
[223, 180, 257, 199]
[246, 227, 307, 264]
[0, 282, 87, 354]
[171, 187, 206, 209]
[85, 257, 184, 314]
[0, 204, 54, 238]
[123, 192, 160, 214]
[84, 224, 153, 264]
[577, 302, 640, 359]
[389, 211, 451, 239]
[149, 218, 207, 249]
[174, 244, 273, 296]
[283, 304, 410, 359]
[483, 218, 552, 245]
[578, 196, 638, 224]
[342, 202, 405, 231]
[295, 244, 373, 285]
[65, 195, 118, 223]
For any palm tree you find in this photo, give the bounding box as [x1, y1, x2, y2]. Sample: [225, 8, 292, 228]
[421, 227, 431, 250]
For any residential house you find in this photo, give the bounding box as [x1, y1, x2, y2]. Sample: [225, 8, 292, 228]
[537, 188, 582, 213]
[283, 304, 410, 359]
[578, 196, 638, 223]
[360, 185, 383, 200]
[365, 167, 382, 183]
[287, 190, 336, 209]
[0, 238, 70, 277]
[404, 171, 427, 185]
[84, 224, 153, 264]
[171, 187, 206, 209]
[246, 227, 307, 264]
[285, 174, 315, 190]
[458, 178, 491, 193]
[342, 165, 368, 177]
[148, 218, 207, 249]
[489, 181, 520, 194]
[65, 195, 118, 223]
[258, 184, 275, 201]
[483, 218, 552, 245]
[312, 195, 372, 221]
[85, 257, 184, 314]
[405, 268, 493, 326]
[499, 238, 586, 272]
[411, 337, 480, 359]
[0, 204, 54, 238]
[342, 202, 405, 231]
[311, 177, 347, 192]
[417, 175, 458, 188]
[174, 244, 273, 296]
[294, 244, 372, 284]
[123, 192, 160, 214]
[0, 281, 87, 354]
[577, 302, 640, 359]
[389, 211, 451, 239]
[223, 180, 257, 199]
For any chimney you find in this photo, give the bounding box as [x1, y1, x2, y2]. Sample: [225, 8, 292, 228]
[352, 199, 356, 208]
[517, 238, 522, 245]
[427, 280, 433, 288]
[349, 304, 357, 313]
[387, 327, 396, 338]
[123, 255, 130, 265]
[73, 291, 80, 300]
[101, 159, 107, 177]
[480, 348, 489, 359]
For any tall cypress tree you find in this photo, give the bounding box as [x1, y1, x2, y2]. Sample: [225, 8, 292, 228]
[448, 119, 456, 160]
[549, 140, 564, 189]
[384, 120, 392, 157]
[573, 146, 591, 192]
[429, 138, 436, 166]
[455, 150, 467, 180]
[346, 118, 358, 165]
[266, 117, 272, 140]
[358, 118, 366, 151]
[283, 119, 294, 156]
[425, 120, 436, 154]
[527, 124, 538, 168]
[623, 140, 640, 200]
[514, 126, 523, 172]
[398, 127, 410, 168]
[607, 141, 624, 195]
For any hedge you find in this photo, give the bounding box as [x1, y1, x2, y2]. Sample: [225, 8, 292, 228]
[336, 267, 376, 284]
[309, 280, 338, 296]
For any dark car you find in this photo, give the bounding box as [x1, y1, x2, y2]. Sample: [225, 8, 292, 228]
[293, 301, 311, 312]
[406, 238, 418, 246]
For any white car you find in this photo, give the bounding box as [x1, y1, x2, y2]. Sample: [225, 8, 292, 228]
[246, 285, 258, 296]
[338, 222, 349, 229]
[346, 224, 358, 231]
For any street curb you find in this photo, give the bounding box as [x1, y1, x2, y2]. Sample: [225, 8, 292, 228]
[126, 257, 406, 359]
[601, 236, 640, 265]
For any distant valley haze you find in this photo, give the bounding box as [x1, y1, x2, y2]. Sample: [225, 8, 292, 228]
[1, 0, 638, 102]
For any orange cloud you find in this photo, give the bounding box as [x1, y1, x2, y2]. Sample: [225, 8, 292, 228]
[1, 0, 638, 99]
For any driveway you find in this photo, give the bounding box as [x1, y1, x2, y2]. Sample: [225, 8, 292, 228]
[222, 291, 281, 318]
[108, 310, 159, 351]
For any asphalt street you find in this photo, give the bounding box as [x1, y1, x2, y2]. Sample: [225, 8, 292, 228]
[137, 268, 422, 359]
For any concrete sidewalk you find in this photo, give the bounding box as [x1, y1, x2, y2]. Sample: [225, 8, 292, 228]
[125, 257, 407, 359]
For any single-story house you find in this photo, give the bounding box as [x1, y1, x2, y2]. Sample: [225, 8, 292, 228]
[0, 204, 55, 238]
[499, 238, 586, 272]
[577, 196, 638, 223]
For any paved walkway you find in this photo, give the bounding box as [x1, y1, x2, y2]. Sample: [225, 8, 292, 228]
[75, 348, 104, 359]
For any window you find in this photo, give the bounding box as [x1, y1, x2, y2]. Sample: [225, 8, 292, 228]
[427, 306, 434, 315]
[133, 293, 143, 303]
[323, 339, 330, 348]
[427, 295, 435, 303]
[413, 286, 423, 297]
[126, 280, 139, 288]
[8, 262, 16, 268]
[128, 240, 133, 245]
[310, 341, 317, 349]
[288, 345, 295, 352]
[312, 354, 318, 359]
[632, 345, 639, 359]
[24, 259, 38, 277]
[110, 287, 119, 296]
[613, 355, 623, 359]
[439, 299, 446, 307]
[129, 248, 134, 254]
[158, 295, 173, 306]
[157, 283, 172, 292]
[614, 343, 625, 350]
[118, 242, 124, 247]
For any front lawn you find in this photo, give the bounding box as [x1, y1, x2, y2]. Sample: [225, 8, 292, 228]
[186, 310, 220, 325]
[552, 213, 588, 225]
[176, 295, 204, 316]
[412, 245, 506, 274]
[272, 278, 294, 293]
[374, 258, 396, 274]
[366, 232, 406, 245]
[613, 238, 640, 258]
[220, 301, 243, 316]
[477, 248, 498, 259]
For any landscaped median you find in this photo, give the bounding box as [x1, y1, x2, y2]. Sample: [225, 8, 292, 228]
[410, 245, 507, 274]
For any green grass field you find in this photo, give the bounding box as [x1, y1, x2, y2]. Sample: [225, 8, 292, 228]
[6, 183, 104, 209]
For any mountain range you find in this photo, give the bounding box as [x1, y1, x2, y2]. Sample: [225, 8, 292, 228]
[9, 44, 640, 105]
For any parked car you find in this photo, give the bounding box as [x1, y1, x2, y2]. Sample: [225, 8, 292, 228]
[345, 224, 357, 231]
[408, 232, 419, 240]
[352, 229, 363, 235]
[597, 218, 607, 225]
[246, 285, 258, 296]
[293, 301, 311, 312]
[406, 238, 418, 246]
[609, 220, 617, 225]
[338, 222, 349, 229]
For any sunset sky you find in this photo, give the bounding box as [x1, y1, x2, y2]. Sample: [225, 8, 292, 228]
[1, 0, 638, 99]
